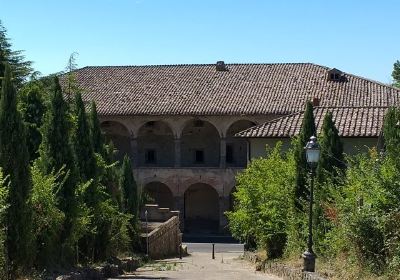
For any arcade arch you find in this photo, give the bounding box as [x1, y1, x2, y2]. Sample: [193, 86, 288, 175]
[184, 183, 219, 233]
[181, 120, 220, 167]
[100, 121, 131, 161]
[226, 120, 256, 167]
[143, 182, 174, 209]
[137, 121, 175, 167]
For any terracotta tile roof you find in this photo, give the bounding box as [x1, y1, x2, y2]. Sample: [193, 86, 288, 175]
[59, 63, 400, 116]
[236, 106, 388, 138]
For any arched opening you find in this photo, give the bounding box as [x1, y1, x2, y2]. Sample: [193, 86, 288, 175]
[184, 183, 219, 233]
[100, 121, 131, 161]
[181, 120, 220, 167]
[226, 120, 256, 167]
[137, 121, 174, 167]
[143, 182, 174, 209]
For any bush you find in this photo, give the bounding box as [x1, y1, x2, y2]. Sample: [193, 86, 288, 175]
[227, 142, 295, 258]
[30, 162, 65, 267]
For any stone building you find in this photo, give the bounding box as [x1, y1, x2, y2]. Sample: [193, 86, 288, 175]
[64, 62, 400, 233]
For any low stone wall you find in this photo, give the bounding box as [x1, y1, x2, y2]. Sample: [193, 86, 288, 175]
[140, 204, 182, 259]
[243, 251, 328, 280]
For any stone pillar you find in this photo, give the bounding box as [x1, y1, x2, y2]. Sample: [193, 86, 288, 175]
[174, 138, 181, 168]
[130, 136, 139, 167]
[220, 137, 226, 168]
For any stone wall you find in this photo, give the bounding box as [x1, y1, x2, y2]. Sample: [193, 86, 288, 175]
[243, 251, 328, 280]
[140, 204, 182, 259]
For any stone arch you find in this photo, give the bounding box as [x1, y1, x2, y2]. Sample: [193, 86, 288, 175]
[226, 120, 256, 167]
[137, 121, 175, 167]
[181, 119, 220, 167]
[143, 181, 174, 209]
[184, 183, 219, 233]
[100, 120, 131, 161]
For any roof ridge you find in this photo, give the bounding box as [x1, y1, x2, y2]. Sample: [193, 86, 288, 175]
[80, 62, 316, 69]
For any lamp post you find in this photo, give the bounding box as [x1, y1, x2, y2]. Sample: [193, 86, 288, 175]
[145, 210, 149, 257]
[302, 135, 320, 272]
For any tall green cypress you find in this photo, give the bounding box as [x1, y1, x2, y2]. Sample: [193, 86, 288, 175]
[119, 155, 138, 248]
[18, 82, 46, 161]
[74, 93, 96, 182]
[392, 60, 400, 88]
[0, 64, 32, 272]
[316, 112, 345, 185]
[120, 155, 138, 218]
[293, 101, 316, 209]
[39, 77, 78, 261]
[383, 107, 400, 158]
[89, 101, 105, 156]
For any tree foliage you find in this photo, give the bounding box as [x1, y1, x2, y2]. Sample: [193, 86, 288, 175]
[0, 20, 33, 90]
[392, 60, 400, 88]
[0, 64, 33, 272]
[227, 143, 295, 258]
[18, 81, 46, 161]
[316, 112, 345, 185]
[294, 100, 316, 208]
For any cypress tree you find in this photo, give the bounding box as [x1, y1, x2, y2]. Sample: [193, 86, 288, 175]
[89, 101, 105, 156]
[383, 107, 400, 158]
[119, 155, 138, 248]
[74, 93, 96, 182]
[316, 112, 345, 185]
[39, 77, 78, 263]
[393, 60, 400, 88]
[120, 155, 138, 219]
[293, 101, 316, 209]
[18, 82, 46, 161]
[0, 64, 32, 272]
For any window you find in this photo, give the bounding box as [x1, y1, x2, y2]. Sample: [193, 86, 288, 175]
[145, 149, 156, 163]
[194, 150, 204, 163]
[226, 144, 234, 163]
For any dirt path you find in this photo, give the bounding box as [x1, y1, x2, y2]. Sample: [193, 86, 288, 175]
[110, 251, 282, 280]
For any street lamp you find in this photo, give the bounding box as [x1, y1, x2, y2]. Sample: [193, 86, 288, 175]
[303, 135, 320, 272]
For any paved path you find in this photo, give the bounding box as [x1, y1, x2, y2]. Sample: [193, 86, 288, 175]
[109, 243, 281, 280]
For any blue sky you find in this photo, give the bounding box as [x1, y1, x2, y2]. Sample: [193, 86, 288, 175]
[2, 0, 399, 83]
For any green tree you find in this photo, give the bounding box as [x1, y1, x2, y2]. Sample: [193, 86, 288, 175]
[74, 92, 96, 182]
[38, 77, 78, 262]
[227, 143, 295, 258]
[18, 82, 46, 161]
[0, 64, 33, 273]
[0, 21, 33, 90]
[89, 101, 105, 156]
[119, 155, 139, 247]
[392, 60, 400, 88]
[293, 101, 316, 208]
[383, 107, 400, 159]
[316, 112, 345, 185]
[0, 169, 8, 280]
[30, 162, 65, 268]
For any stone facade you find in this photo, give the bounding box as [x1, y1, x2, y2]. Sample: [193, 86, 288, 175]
[100, 114, 278, 232]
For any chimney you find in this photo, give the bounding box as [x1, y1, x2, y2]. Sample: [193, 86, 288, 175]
[216, 61, 227, 71]
[312, 97, 320, 107]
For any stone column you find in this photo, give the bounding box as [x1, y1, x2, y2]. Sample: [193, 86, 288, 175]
[220, 137, 226, 168]
[130, 136, 139, 167]
[174, 138, 181, 168]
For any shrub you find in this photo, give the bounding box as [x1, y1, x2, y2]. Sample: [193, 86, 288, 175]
[227, 142, 295, 258]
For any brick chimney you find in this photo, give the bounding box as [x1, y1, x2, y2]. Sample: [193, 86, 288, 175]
[312, 97, 320, 107]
